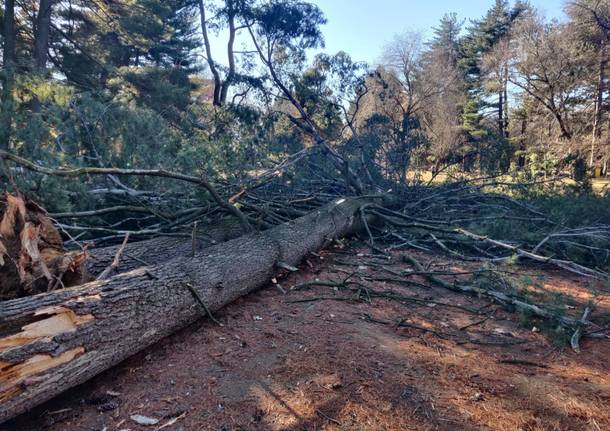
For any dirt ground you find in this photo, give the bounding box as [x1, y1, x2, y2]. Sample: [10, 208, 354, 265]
[3, 245, 609, 431]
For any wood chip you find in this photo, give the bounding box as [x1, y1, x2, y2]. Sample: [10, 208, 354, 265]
[130, 414, 159, 426]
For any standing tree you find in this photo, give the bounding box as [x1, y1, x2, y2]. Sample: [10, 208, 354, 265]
[245, 0, 364, 193]
[510, 12, 590, 142]
[0, 0, 16, 151]
[33, 0, 53, 72]
[420, 13, 467, 171]
[198, 0, 250, 106]
[567, 0, 610, 167]
[458, 0, 526, 169]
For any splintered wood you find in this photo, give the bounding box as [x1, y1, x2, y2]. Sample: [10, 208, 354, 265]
[0, 348, 85, 403]
[0, 304, 94, 404]
[0, 193, 89, 299]
[0, 307, 94, 350]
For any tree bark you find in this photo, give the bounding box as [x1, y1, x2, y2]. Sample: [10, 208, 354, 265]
[199, 0, 222, 106]
[518, 115, 527, 168]
[33, 0, 53, 71]
[218, 0, 237, 105]
[554, 109, 572, 140]
[0, 197, 375, 422]
[498, 89, 504, 136]
[0, 0, 16, 151]
[86, 217, 246, 275]
[590, 42, 607, 167]
[503, 65, 509, 138]
[30, 0, 54, 116]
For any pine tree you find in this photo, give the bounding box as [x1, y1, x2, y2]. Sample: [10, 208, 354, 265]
[428, 13, 462, 66]
[458, 0, 527, 157]
[55, 0, 200, 87]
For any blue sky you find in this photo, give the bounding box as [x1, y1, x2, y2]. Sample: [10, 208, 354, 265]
[311, 0, 567, 64]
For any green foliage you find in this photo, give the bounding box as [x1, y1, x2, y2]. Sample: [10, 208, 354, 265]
[252, 0, 326, 50]
[466, 188, 610, 270]
[511, 152, 560, 182]
[429, 13, 462, 64]
[478, 133, 513, 174]
[458, 0, 525, 91]
[471, 268, 573, 346]
[0, 0, 607, 229]
[461, 98, 487, 140]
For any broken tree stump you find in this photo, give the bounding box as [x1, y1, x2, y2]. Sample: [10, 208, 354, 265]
[0, 197, 374, 422]
[0, 194, 88, 300]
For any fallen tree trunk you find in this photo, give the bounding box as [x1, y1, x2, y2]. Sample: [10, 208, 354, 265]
[0, 197, 374, 422]
[86, 217, 246, 275]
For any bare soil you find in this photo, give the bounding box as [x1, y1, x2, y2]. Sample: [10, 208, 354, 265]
[3, 245, 609, 431]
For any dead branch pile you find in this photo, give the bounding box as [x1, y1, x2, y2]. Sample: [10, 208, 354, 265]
[361, 181, 610, 279]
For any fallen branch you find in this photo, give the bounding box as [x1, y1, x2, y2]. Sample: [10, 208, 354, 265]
[570, 306, 592, 354]
[400, 253, 584, 330]
[96, 234, 130, 281]
[370, 208, 608, 280]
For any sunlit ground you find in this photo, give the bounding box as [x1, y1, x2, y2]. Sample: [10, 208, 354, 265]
[7, 248, 609, 431]
[407, 170, 610, 194]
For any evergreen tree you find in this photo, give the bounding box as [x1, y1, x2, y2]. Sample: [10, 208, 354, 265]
[457, 0, 527, 167]
[56, 0, 200, 87]
[428, 13, 462, 66]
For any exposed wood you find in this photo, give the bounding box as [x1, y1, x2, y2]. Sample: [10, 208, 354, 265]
[0, 197, 374, 422]
[0, 194, 88, 300]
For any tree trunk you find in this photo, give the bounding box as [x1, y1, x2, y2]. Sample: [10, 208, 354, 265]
[33, 0, 53, 70]
[31, 0, 54, 116]
[0, 0, 16, 151]
[590, 42, 607, 167]
[503, 66, 509, 138]
[219, 1, 237, 105]
[554, 110, 572, 140]
[86, 217, 246, 275]
[0, 197, 375, 422]
[199, 0, 222, 106]
[518, 115, 527, 168]
[498, 89, 504, 136]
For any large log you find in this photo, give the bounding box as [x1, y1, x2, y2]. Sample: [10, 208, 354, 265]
[86, 217, 245, 275]
[0, 197, 372, 422]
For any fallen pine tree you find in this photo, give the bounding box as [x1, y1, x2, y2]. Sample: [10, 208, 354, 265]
[0, 196, 378, 423]
[1, 150, 610, 424]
